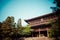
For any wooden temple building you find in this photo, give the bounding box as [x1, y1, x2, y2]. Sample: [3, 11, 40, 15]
[25, 12, 59, 37]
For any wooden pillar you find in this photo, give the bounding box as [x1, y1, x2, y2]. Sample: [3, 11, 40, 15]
[47, 29, 49, 37]
[39, 31, 40, 37]
[32, 32, 33, 37]
[39, 28, 40, 37]
[47, 30, 48, 37]
[47, 28, 49, 37]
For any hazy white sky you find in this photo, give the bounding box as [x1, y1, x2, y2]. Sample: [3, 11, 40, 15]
[0, 0, 55, 26]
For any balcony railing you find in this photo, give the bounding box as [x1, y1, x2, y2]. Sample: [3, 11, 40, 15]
[31, 28, 49, 32]
[30, 17, 57, 26]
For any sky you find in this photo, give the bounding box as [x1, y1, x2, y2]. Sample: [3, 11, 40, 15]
[0, 0, 55, 26]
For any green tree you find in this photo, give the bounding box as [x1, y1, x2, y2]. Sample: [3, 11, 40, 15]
[17, 19, 22, 35]
[1, 16, 15, 39]
[48, 20, 60, 40]
[0, 22, 3, 39]
[21, 25, 31, 36]
[49, 0, 60, 38]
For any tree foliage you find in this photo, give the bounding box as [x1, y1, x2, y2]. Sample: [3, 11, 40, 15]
[21, 25, 31, 35]
[48, 0, 60, 38]
[0, 16, 31, 40]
